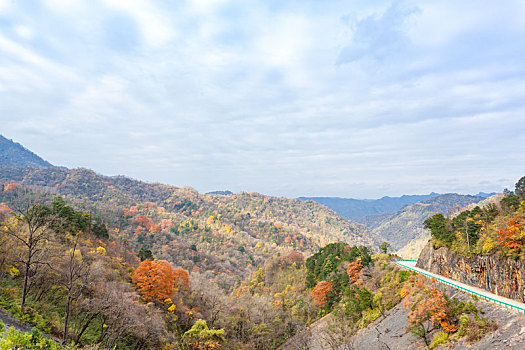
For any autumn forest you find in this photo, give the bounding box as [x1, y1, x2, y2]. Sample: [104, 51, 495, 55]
[0, 142, 524, 349]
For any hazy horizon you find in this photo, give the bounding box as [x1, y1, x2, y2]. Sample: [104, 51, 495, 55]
[1, 0, 524, 198]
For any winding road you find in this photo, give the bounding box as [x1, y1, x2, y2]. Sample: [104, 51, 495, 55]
[395, 260, 525, 314]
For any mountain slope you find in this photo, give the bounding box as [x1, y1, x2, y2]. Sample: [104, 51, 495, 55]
[298, 193, 440, 221]
[0, 166, 380, 285]
[397, 194, 503, 259]
[370, 193, 485, 250]
[0, 135, 54, 168]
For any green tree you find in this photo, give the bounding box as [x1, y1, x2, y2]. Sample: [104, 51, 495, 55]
[424, 214, 453, 244]
[92, 217, 108, 238]
[515, 176, 525, 197]
[379, 242, 390, 254]
[137, 247, 153, 261]
[501, 189, 520, 211]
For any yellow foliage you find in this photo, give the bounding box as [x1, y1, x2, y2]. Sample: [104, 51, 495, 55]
[96, 246, 107, 256]
[481, 234, 495, 253]
[168, 304, 176, 313]
[7, 265, 19, 277]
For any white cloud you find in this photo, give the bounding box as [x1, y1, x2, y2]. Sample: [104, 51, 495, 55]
[14, 25, 33, 39]
[0, 0, 11, 13]
[102, 0, 175, 47]
[0, 0, 524, 198]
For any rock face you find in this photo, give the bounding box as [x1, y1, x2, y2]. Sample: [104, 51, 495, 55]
[417, 242, 525, 302]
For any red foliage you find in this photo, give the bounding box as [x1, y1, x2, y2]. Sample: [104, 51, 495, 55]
[312, 281, 332, 307]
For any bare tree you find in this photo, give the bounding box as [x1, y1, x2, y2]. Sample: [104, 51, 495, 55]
[3, 200, 57, 313]
[59, 232, 92, 344]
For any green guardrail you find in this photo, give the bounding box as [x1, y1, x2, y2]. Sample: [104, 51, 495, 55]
[395, 260, 525, 314]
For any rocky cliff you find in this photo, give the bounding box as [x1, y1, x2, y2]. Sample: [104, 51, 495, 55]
[417, 241, 525, 302]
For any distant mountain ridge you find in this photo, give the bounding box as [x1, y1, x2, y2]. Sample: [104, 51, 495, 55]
[298, 193, 441, 221]
[206, 190, 234, 196]
[371, 193, 486, 251]
[0, 135, 54, 168]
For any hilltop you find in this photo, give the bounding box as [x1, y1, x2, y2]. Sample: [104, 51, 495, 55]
[0, 135, 54, 168]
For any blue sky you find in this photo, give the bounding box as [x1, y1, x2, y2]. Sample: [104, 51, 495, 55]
[0, 0, 524, 198]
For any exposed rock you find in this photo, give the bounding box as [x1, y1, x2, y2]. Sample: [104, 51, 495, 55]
[417, 242, 525, 302]
[280, 285, 525, 350]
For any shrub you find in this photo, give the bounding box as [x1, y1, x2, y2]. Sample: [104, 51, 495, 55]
[429, 331, 449, 349]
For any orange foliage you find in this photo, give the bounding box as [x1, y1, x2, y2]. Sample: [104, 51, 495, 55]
[137, 215, 152, 227]
[173, 268, 190, 292]
[403, 275, 457, 333]
[4, 183, 20, 192]
[312, 281, 332, 307]
[346, 259, 363, 284]
[132, 260, 175, 303]
[497, 216, 524, 252]
[0, 203, 11, 216]
[149, 224, 161, 234]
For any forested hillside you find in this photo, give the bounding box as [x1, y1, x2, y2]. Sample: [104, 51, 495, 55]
[0, 177, 511, 349]
[369, 194, 485, 251]
[0, 136, 54, 168]
[424, 176, 525, 259]
[0, 167, 379, 283]
[0, 186, 385, 349]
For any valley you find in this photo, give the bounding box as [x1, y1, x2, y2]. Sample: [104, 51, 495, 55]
[0, 137, 523, 350]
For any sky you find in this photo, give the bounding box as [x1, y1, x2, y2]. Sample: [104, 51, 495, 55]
[0, 0, 524, 198]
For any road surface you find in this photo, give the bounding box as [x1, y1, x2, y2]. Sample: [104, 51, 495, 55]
[396, 260, 525, 314]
